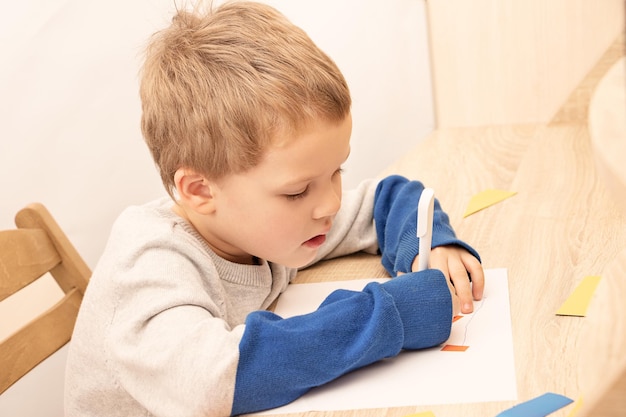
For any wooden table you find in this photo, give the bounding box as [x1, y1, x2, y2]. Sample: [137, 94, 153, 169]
[249, 122, 626, 417]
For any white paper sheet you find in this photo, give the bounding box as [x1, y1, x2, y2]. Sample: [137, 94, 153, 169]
[261, 268, 517, 413]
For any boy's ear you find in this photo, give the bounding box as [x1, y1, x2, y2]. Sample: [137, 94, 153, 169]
[174, 168, 216, 214]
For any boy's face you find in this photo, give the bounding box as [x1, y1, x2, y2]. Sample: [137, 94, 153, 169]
[201, 114, 352, 268]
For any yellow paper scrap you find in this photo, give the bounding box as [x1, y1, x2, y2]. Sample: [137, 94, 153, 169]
[402, 412, 436, 417]
[566, 396, 584, 417]
[463, 189, 517, 217]
[556, 276, 601, 316]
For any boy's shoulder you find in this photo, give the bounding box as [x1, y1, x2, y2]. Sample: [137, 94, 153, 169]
[110, 196, 189, 242]
[116, 196, 175, 224]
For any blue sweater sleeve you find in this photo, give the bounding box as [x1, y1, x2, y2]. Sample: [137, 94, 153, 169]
[232, 269, 452, 415]
[374, 175, 481, 276]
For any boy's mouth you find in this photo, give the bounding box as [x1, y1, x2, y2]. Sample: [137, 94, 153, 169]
[303, 234, 326, 248]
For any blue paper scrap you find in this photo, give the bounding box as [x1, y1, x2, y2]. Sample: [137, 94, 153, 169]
[496, 392, 574, 417]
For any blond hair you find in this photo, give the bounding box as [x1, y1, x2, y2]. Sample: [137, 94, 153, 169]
[140, 1, 351, 199]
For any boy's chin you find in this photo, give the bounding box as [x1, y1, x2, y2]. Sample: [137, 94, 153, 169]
[273, 251, 318, 269]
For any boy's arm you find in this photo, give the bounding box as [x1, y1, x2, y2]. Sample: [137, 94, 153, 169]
[107, 266, 451, 417]
[233, 268, 452, 415]
[374, 175, 481, 277]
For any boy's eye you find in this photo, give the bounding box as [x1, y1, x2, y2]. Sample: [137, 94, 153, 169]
[285, 186, 309, 200]
[285, 168, 343, 200]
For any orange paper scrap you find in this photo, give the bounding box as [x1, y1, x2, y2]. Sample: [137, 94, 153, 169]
[464, 189, 517, 217]
[441, 344, 469, 352]
[556, 276, 601, 316]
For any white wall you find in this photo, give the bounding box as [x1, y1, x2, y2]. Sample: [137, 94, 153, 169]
[0, 0, 434, 270]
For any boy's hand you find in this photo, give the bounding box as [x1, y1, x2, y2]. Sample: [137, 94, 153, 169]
[411, 245, 484, 314]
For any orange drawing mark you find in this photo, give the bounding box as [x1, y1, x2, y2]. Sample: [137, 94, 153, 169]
[452, 315, 463, 323]
[441, 344, 469, 352]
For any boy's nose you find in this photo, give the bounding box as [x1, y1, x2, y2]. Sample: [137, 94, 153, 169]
[313, 183, 341, 219]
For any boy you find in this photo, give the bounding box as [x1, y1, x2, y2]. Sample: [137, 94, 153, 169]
[65, 1, 484, 416]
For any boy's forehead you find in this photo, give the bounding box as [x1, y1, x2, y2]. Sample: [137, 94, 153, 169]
[268, 114, 352, 148]
[262, 115, 352, 165]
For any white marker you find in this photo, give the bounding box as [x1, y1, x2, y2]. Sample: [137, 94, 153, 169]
[417, 188, 435, 271]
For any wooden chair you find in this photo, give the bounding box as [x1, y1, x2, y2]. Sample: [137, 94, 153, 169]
[0, 203, 90, 394]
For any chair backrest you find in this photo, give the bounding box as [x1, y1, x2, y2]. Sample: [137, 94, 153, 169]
[0, 203, 90, 394]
